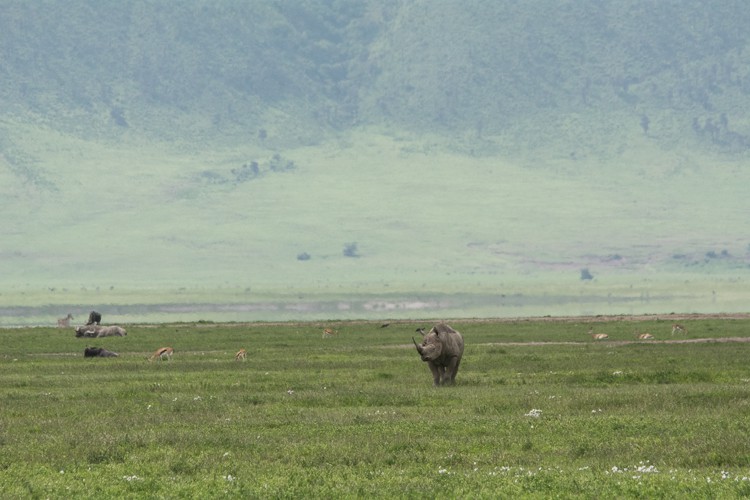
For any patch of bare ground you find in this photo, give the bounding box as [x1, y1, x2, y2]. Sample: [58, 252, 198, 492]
[454, 312, 750, 324]
[154, 312, 750, 329]
[476, 337, 750, 348]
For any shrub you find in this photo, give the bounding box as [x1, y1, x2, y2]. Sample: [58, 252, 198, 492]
[343, 242, 359, 258]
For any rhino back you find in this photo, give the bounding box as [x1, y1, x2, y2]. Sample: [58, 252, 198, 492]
[442, 330, 464, 356]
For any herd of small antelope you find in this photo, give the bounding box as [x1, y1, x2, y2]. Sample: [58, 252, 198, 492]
[59, 309, 693, 360]
[59, 310, 343, 361]
[588, 323, 688, 341]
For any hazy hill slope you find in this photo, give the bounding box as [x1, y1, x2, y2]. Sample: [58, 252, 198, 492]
[365, 1, 750, 148]
[0, 0, 392, 143]
[2, 1, 750, 149]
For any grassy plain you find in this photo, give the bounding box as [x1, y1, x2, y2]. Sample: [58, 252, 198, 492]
[2, 317, 750, 498]
[3, 123, 750, 325]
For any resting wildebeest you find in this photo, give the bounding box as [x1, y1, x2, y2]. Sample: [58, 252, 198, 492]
[75, 325, 127, 338]
[75, 325, 97, 338]
[86, 311, 102, 325]
[413, 323, 464, 386]
[84, 346, 118, 358]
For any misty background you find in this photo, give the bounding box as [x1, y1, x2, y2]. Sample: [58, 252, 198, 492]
[1, 0, 749, 325]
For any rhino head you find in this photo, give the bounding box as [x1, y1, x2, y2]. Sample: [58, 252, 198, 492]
[413, 328, 443, 362]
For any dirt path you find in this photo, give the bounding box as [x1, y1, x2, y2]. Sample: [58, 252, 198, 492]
[474, 336, 750, 347]
[170, 312, 750, 329]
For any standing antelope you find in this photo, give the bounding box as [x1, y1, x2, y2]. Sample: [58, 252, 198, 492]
[57, 313, 73, 328]
[671, 323, 687, 335]
[149, 347, 174, 361]
[235, 349, 247, 361]
[588, 328, 608, 340]
[322, 328, 337, 339]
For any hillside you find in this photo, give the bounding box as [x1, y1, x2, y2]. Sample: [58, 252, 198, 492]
[3, 1, 750, 150]
[1, 1, 750, 323]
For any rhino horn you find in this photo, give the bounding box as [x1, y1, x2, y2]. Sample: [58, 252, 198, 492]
[412, 337, 423, 353]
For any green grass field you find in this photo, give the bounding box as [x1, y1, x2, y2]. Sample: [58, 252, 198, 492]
[2, 317, 750, 497]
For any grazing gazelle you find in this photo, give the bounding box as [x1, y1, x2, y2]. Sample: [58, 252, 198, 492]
[322, 328, 337, 339]
[235, 349, 247, 361]
[149, 347, 174, 362]
[588, 328, 608, 340]
[57, 313, 73, 328]
[671, 323, 687, 335]
[635, 330, 654, 340]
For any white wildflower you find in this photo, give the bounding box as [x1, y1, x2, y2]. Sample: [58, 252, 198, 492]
[224, 474, 235, 482]
[636, 462, 658, 474]
[524, 409, 542, 418]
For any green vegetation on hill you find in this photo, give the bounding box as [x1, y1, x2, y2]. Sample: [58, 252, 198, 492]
[3, 1, 750, 149]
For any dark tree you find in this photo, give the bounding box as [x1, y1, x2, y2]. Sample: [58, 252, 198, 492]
[640, 115, 650, 135]
[110, 107, 128, 127]
[343, 242, 359, 258]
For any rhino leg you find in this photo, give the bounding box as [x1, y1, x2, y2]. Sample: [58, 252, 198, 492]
[427, 362, 442, 386]
[444, 357, 461, 385]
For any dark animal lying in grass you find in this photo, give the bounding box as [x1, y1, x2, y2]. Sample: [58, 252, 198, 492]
[84, 347, 118, 358]
[86, 311, 102, 325]
[413, 323, 464, 386]
[75, 325, 127, 337]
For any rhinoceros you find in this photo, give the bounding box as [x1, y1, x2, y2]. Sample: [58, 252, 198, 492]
[75, 325, 127, 338]
[84, 346, 119, 358]
[413, 323, 464, 386]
